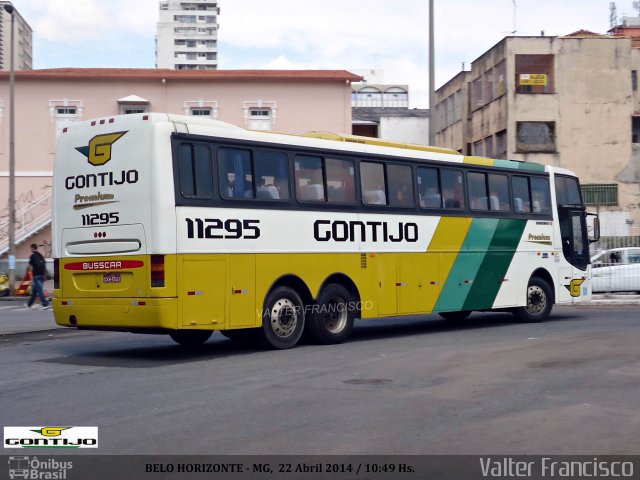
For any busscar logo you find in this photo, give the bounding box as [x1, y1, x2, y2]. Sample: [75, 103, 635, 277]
[4, 426, 98, 449]
[75, 131, 127, 166]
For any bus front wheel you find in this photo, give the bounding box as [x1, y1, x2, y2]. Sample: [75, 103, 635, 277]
[512, 276, 553, 322]
[170, 330, 212, 346]
[260, 286, 305, 349]
[308, 284, 356, 344]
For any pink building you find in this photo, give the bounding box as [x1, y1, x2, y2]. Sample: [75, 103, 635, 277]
[0, 68, 361, 261]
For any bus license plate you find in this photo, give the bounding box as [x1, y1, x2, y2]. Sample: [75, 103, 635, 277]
[103, 273, 121, 284]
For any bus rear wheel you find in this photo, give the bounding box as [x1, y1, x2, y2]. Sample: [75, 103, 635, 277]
[308, 284, 356, 344]
[438, 310, 472, 322]
[512, 276, 553, 322]
[170, 330, 212, 346]
[260, 286, 305, 349]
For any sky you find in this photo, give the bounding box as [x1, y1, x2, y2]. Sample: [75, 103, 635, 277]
[14, 0, 616, 108]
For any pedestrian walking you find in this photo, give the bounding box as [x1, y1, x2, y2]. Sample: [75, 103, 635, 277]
[26, 243, 50, 309]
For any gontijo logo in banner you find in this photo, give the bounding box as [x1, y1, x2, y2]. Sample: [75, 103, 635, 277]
[75, 131, 127, 166]
[4, 427, 98, 448]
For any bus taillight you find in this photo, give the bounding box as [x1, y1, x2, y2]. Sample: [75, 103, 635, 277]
[54, 259, 60, 289]
[151, 255, 165, 287]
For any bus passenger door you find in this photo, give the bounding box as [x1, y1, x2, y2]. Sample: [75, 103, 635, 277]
[181, 257, 226, 327]
[557, 207, 590, 302]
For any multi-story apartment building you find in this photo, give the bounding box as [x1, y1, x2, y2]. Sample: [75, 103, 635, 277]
[434, 31, 640, 234]
[0, 1, 33, 71]
[156, 0, 220, 70]
[0, 68, 360, 264]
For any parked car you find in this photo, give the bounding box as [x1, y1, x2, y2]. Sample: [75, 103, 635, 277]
[591, 247, 640, 293]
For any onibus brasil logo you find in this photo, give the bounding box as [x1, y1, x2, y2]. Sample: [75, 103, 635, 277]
[75, 131, 127, 166]
[4, 427, 98, 449]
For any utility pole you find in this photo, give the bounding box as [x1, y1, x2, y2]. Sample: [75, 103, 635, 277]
[428, 0, 435, 146]
[3, 2, 16, 295]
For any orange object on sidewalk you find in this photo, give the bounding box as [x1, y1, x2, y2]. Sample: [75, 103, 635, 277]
[14, 271, 32, 296]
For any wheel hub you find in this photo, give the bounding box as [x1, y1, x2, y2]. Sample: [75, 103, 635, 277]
[270, 298, 298, 338]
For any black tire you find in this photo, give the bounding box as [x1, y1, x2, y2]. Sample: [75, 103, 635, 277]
[169, 330, 212, 346]
[512, 276, 554, 322]
[438, 310, 472, 322]
[259, 286, 305, 349]
[308, 284, 356, 344]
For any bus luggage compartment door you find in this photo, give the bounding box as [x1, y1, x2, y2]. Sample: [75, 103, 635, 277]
[180, 257, 226, 327]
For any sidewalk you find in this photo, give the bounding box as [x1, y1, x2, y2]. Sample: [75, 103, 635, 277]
[1, 292, 639, 337]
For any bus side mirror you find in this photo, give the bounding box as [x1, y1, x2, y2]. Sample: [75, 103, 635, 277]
[587, 212, 600, 244]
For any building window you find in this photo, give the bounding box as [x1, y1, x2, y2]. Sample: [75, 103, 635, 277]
[244, 101, 277, 131]
[581, 184, 618, 206]
[516, 121, 555, 153]
[633, 70, 638, 91]
[50, 100, 83, 138]
[471, 76, 483, 110]
[121, 105, 148, 115]
[633, 117, 640, 143]
[495, 130, 507, 159]
[484, 136, 494, 158]
[191, 108, 212, 116]
[515, 54, 554, 94]
[494, 61, 507, 98]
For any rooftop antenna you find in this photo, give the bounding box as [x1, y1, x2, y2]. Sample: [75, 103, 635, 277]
[501, 0, 519, 35]
[634, 1, 640, 16]
[610, 2, 618, 28]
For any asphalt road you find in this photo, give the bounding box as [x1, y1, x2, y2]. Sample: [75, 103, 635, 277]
[1, 305, 639, 455]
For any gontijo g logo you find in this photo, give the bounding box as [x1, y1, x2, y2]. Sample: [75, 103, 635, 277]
[75, 131, 127, 166]
[4, 427, 98, 448]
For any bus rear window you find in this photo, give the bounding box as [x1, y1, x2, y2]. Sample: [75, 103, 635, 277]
[178, 143, 213, 198]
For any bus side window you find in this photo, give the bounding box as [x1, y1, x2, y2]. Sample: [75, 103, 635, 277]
[531, 177, 551, 214]
[254, 150, 290, 200]
[468, 172, 488, 211]
[178, 143, 213, 199]
[512, 176, 532, 213]
[387, 164, 414, 208]
[488, 173, 510, 211]
[441, 168, 465, 209]
[417, 166, 442, 209]
[219, 148, 254, 199]
[360, 162, 387, 206]
[326, 158, 356, 204]
[295, 155, 326, 202]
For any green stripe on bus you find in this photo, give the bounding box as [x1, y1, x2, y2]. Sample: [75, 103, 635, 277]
[462, 218, 527, 311]
[434, 218, 499, 312]
[516, 162, 546, 172]
[494, 159, 546, 172]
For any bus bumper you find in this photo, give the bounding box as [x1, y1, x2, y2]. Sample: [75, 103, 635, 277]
[53, 298, 179, 331]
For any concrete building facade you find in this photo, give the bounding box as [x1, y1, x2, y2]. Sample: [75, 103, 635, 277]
[434, 32, 640, 234]
[0, 68, 360, 263]
[156, 0, 220, 70]
[0, 1, 32, 71]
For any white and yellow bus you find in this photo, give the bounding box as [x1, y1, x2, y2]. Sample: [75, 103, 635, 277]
[52, 113, 599, 348]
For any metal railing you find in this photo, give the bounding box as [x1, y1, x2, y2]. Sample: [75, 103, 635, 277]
[589, 232, 640, 294]
[0, 190, 52, 256]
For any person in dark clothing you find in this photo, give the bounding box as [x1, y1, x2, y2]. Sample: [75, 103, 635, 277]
[26, 243, 50, 309]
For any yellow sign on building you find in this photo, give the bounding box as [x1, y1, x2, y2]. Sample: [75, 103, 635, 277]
[519, 73, 547, 86]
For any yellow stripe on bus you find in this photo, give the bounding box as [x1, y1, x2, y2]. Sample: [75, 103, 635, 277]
[463, 156, 495, 166]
